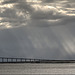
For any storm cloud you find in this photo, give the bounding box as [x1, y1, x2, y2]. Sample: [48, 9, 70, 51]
[0, 0, 75, 59]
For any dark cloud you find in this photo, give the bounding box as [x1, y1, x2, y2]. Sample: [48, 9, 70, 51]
[31, 8, 66, 20]
[42, 0, 54, 3]
[68, 0, 75, 2]
[29, 4, 67, 22]
[0, 8, 17, 18]
[2, 0, 22, 4]
[62, 16, 75, 24]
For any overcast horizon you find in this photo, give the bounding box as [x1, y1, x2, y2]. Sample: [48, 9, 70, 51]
[0, 0, 75, 60]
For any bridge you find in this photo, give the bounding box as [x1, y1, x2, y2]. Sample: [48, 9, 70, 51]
[0, 57, 75, 63]
[0, 57, 75, 74]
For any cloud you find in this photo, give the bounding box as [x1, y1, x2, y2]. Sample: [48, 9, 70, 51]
[2, 0, 21, 4]
[42, 0, 54, 3]
[0, 0, 75, 29]
[31, 5, 67, 21]
[0, 0, 32, 28]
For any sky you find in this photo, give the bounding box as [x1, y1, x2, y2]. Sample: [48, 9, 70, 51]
[0, 0, 75, 60]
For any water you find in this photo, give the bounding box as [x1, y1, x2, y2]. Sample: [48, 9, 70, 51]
[0, 63, 75, 74]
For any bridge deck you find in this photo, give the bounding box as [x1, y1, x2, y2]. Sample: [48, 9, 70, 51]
[0, 57, 75, 63]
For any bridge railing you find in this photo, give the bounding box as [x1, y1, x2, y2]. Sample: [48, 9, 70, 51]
[0, 57, 45, 63]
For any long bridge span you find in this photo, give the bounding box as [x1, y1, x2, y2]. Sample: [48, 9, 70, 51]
[0, 57, 75, 75]
[0, 57, 75, 63]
